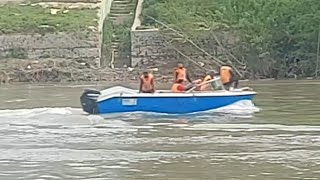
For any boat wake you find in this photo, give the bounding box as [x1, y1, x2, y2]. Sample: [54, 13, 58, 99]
[213, 100, 260, 114]
[1, 102, 320, 133]
[0, 100, 259, 123]
[0, 107, 81, 119]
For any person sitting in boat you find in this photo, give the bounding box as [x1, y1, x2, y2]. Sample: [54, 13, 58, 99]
[219, 63, 239, 90]
[193, 70, 218, 91]
[171, 79, 195, 93]
[174, 62, 192, 83]
[139, 71, 155, 93]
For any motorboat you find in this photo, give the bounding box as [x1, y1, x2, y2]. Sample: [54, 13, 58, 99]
[80, 78, 256, 115]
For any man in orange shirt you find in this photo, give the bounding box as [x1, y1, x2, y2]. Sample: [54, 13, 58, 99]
[219, 64, 239, 90]
[139, 71, 155, 93]
[174, 62, 192, 83]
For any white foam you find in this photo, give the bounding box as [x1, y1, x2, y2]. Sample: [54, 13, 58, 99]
[5, 99, 29, 103]
[0, 100, 259, 122]
[0, 107, 81, 118]
[183, 123, 320, 132]
[101, 100, 259, 118]
[211, 100, 260, 114]
[87, 115, 105, 125]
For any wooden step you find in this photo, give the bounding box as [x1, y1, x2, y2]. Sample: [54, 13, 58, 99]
[113, 0, 134, 3]
[111, 37, 121, 42]
[111, 42, 120, 49]
[112, 41, 120, 44]
[111, 44, 119, 49]
[110, 9, 133, 14]
[36, 0, 99, 3]
[108, 13, 131, 17]
[112, 6, 135, 10]
[112, 2, 135, 6]
[111, 4, 135, 8]
[111, 5, 134, 9]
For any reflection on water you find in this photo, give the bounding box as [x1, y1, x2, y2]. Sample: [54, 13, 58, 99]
[0, 80, 320, 179]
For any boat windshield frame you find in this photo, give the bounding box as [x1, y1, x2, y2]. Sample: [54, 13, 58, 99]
[186, 77, 226, 93]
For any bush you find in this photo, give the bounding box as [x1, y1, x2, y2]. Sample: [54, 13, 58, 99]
[142, 0, 320, 78]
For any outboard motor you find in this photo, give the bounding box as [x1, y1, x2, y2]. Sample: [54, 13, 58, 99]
[80, 89, 101, 114]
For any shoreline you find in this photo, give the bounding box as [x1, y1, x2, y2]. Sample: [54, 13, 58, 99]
[1, 58, 319, 86]
[2, 78, 320, 87]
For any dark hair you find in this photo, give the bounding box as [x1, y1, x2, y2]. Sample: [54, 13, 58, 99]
[207, 70, 218, 76]
[177, 79, 184, 83]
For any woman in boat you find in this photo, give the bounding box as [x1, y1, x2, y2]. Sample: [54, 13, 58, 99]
[193, 70, 218, 91]
[171, 79, 186, 92]
[171, 79, 195, 93]
[139, 71, 155, 93]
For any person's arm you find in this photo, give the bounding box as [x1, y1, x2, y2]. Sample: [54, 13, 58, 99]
[151, 78, 155, 92]
[139, 78, 143, 93]
[186, 71, 192, 83]
[174, 70, 178, 82]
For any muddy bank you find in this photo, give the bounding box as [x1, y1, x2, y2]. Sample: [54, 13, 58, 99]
[0, 58, 176, 84]
[1, 58, 316, 85]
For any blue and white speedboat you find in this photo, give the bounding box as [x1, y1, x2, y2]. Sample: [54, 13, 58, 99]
[80, 79, 256, 115]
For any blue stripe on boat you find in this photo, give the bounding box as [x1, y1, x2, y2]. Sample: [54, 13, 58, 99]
[97, 94, 254, 114]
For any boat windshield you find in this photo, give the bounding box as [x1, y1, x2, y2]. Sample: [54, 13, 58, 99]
[209, 77, 225, 90]
[186, 77, 225, 93]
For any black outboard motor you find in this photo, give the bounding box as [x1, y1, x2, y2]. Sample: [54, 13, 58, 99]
[80, 89, 101, 114]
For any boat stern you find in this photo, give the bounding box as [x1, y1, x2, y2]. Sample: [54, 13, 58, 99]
[80, 89, 101, 114]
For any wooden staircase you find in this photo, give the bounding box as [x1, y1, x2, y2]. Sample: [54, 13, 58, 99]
[108, 0, 136, 68]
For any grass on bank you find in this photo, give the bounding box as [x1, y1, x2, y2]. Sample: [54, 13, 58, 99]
[0, 5, 97, 34]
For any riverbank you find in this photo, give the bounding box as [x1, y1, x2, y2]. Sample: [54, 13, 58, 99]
[0, 58, 179, 83]
[1, 59, 319, 88]
[1, 58, 319, 84]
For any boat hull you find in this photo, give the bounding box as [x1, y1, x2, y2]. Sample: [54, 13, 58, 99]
[97, 94, 254, 114]
[80, 86, 256, 115]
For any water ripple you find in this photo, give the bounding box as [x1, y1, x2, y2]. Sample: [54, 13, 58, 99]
[0, 100, 319, 179]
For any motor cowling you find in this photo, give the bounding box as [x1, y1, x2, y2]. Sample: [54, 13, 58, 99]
[80, 89, 101, 114]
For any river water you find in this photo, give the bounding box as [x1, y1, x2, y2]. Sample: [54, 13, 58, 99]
[0, 81, 319, 180]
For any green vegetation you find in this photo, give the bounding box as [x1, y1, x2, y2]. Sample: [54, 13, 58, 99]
[101, 17, 132, 67]
[0, 5, 97, 34]
[5, 48, 28, 59]
[142, 0, 320, 78]
[102, 0, 137, 67]
[115, 19, 133, 65]
[101, 18, 113, 66]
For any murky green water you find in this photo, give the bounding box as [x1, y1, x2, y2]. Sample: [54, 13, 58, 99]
[0, 80, 319, 179]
